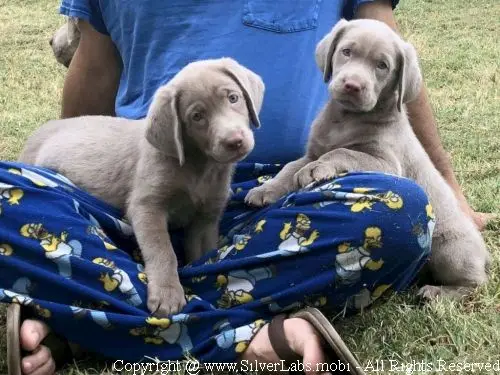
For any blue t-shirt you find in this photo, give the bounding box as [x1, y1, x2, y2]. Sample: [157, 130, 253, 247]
[60, 0, 398, 163]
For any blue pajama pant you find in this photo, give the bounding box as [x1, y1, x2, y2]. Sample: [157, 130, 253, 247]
[0, 161, 434, 363]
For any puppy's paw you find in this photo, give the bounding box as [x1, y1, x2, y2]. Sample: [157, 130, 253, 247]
[245, 185, 282, 207]
[417, 285, 442, 301]
[294, 161, 336, 188]
[147, 279, 186, 317]
[417, 284, 472, 302]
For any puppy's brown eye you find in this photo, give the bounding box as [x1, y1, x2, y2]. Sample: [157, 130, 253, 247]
[377, 61, 388, 70]
[228, 93, 239, 103]
[342, 48, 351, 57]
[192, 112, 203, 122]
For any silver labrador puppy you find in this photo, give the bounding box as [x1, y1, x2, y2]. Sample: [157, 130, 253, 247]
[20, 57, 265, 316]
[246, 19, 490, 300]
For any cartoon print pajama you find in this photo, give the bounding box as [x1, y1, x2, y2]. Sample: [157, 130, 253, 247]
[0, 161, 434, 362]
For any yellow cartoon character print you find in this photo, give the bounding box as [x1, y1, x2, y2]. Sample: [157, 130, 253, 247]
[310, 181, 342, 193]
[214, 318, 266, 353]
[4, 291, 51, 318]
[347, 190, 403, 212]
[182, 286, 211, 306]
[71, 300, 111, 328]
[130, 315, 193, 353]
[105, 213, 134, 236]
[254, 219, 266, 233]
[257, 214, 319, 259]
[343, 191, 403, 212]
[136, 263, 148, 284]
[215, 234, 251, 262]
[218, 222, 247, 248]
[0, 243, 13, 256]
[413, 203, 436, 250]
[348, 284, 391, 310]
[257, 175, 272, 184]
[0, 277, 51, 318]
[20, 223, 82, 279]
[93, 257, 142, 306]
[8, 168, 60, 188]
[309, 181, 342, 208]
[377, 191, 404, 210]
[87, 225, 117, 250]
[138, 272, 148, 284]
[216, 266, 275, 308]
[335, 226, 384, 285]
[310, 182, 403, 212]
[0, 182, 24, 215]
[278, 214, 319, 254]
[70, 305, 112, 329]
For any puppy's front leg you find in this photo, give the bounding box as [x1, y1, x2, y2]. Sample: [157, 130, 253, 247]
[127, 201, 186, 317]
[245, 156, 313, 207]
[295, 148, 401, 188]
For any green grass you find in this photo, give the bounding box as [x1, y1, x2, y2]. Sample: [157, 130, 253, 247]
[0, 0, 499, 374]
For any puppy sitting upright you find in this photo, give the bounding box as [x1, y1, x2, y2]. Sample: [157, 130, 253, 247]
[20, 57, 265, 316]
[246, 19, 490, 300]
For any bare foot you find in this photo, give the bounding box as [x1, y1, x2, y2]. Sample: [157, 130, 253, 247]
[241, 318, 329, 375]
[18, 316, 329, 375]
[471, 211, 496, 232]
[457, 197, 496, 232]
[20, 319, 55, 375]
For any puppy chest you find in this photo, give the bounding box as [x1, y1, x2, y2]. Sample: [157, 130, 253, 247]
[313, 121, 385, 156]
[165, 187, 215, 228]
[165, 192, 197, 228]
[165, 168, 230, 228]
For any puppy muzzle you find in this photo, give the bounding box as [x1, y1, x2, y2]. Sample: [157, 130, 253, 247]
[211, 126, 254, 163]
[331, 74, 377, 112]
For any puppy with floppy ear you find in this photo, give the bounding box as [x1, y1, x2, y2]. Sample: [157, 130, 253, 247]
[246, 18, 490, 301]
[146, 86, 185, 166]
[145, 57, 264, 168]
[19, 58, 265, 317]
[395, 42, 422, 112]
[315, 19, 350, 83]
[218, 57, 265, 129]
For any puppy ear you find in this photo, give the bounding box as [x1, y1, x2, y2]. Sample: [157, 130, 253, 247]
[396, 42, 423, 112]
[145, 85, 185, 166]
[315, 18, 349, 83]
[220, 58, 265, 128]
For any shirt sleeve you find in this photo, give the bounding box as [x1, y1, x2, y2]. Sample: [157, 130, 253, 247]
[59, 0, 108, 35]
[342, 0, 400, 21]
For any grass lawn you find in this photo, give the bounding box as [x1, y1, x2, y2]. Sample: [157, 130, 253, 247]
[0, 0, 499, 374]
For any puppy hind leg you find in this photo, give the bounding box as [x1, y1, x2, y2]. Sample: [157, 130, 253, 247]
[419, 232, 489, 301]
[417, 284, 475, 301]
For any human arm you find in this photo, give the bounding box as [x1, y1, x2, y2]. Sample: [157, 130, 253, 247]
[61, 19, 122, 118]
[353, 0, 492, 230]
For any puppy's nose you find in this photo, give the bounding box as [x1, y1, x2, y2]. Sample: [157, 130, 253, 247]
[223, 134, 244, 151]
[49, 38, 53, 46]
[343, 80, 362, 94]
